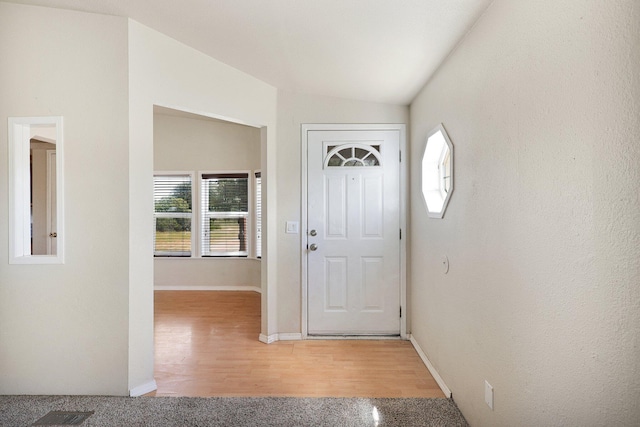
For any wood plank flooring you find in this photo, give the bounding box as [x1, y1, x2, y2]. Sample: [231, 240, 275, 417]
[150, 291, 445, 398]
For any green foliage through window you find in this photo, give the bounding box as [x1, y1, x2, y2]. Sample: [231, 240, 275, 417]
[154, 175, 192, 256]
[201, 173, 249, 256]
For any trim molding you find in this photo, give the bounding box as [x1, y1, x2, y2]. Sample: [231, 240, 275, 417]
[259, 333, 278, 344]
[154, 285, 261, 293]
[129, 380, 157, 397]
[259, 333, 303, 344]
[278, 333, 303, 341]
[409, 335, 452, 398]
[306, 335, 401, 340]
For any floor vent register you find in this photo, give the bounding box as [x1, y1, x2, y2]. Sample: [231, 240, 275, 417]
[32, 411, 94, 426]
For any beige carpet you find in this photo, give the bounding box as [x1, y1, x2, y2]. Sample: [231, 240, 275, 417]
[0, 395, 468, 426]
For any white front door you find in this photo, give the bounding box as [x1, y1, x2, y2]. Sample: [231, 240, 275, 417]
[307, 128, 401, 335]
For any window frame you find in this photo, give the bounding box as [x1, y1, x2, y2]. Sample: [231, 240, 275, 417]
[153, 171, 195, 257]
[421, 124, 454, 219]
[199, 170, 251, 258]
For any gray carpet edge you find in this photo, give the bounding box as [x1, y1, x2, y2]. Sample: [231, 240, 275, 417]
[0, 396, 468, 427]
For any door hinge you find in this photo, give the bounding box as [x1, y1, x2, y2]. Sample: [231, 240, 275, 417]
[400, 306, 402, 318]
[399, 150, 402, 162]
[399, 229, 402, 240]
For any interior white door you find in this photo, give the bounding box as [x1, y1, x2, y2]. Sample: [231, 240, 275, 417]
[307, 129, 400, 335]
[46, 150, 57, 255]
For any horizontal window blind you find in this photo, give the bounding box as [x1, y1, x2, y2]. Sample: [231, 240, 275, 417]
[255, 172, 262, 258]
[154, 174, 192, 256]
[201, 173, 249, 256]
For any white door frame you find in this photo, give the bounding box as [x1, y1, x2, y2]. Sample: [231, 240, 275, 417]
[300, 124, 407, 339]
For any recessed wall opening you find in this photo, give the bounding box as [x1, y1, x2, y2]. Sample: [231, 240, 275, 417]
[8, 116, 64, 264]
[151, 105, 262, 395]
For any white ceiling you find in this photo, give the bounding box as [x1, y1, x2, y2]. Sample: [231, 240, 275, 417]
[6, 0, 493, 105]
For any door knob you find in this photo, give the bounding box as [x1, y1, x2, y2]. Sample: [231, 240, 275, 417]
[309, 243, 318, 251]
[309, 229, 317, 236]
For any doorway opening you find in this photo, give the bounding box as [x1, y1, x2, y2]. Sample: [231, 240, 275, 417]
[152, 106, 263, 393]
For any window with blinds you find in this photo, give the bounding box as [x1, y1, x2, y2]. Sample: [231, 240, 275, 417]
[255, 172, 262, 258]
[153, 174, 192, 256]
[201, 173, 249, 257]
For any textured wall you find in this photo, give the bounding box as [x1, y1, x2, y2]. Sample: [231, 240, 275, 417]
[128, 20, 278, 391]
[409, 1, 640, 426]
[154, 113, 262, 288]
[0, 3, 130, 394]
[154, 113, 261, 172]
[275, 90, 408, 333]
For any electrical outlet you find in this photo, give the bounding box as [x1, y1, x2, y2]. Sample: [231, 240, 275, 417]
[484, 380, 494, 410]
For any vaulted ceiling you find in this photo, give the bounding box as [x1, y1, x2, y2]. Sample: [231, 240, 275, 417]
[5, 0, 493, 105]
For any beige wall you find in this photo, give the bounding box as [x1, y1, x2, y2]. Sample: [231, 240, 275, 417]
[154, 113, 261, 171]
[128, 20, 278, 392]
[275, 90, 408, 333]
[153, 113, 261, 289]
[0, 3, 129, 394]
[409, 1, 640, 426]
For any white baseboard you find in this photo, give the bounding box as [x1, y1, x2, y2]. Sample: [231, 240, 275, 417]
[129, 380, 157, 397]
[259, 333, 303, 343]
[259, 333, 278, 344]
[154, 285, 261, 293]
[409, 334, 452, 398]
[278, 333, 303, 341]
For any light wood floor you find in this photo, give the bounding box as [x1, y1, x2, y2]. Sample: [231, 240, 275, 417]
[149, 291, 445, 398]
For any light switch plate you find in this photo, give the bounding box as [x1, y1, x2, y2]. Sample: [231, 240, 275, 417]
[484, 380, 494, 410]
[285, 221, 299, 234]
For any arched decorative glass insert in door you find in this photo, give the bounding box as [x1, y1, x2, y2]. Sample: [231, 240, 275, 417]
[324, 143, 382, 168]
